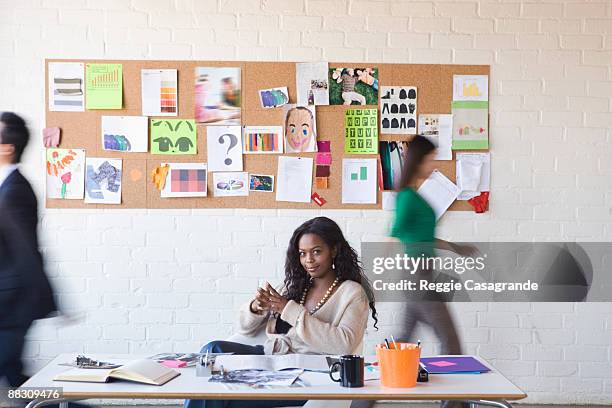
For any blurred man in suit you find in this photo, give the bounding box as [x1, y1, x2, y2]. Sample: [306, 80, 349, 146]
[0, 112, 57, 387]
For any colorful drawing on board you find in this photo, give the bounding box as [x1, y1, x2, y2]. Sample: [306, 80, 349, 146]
[329, 67, 378, 105]
[453, 75, 488, 102]
[161, 163, 207, 198]
[141, 69, 178, 116]
[46, 148, 85, 200]
[283, 105, 317, 153]
[451, 101, 488, 150]
[86, 63, 122, 109]
[380, 86, 417, 135]
[102, 116, 148, 152]
[150, 119, 197, 155]
[259, 87, 289, 108]
[344, 108, 378, 154]
[249, 174, 274, 192]
[195, 67, 241, 125]
[85, 158, 122, 205]
[243, 126, 283, 154]
[213, 172, 249, 197]
[48, 62, 85, 112]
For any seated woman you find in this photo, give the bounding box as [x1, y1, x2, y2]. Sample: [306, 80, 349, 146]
[185, 216, 378, 408]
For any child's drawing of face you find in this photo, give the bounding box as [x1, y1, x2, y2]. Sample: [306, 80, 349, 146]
[285, 107, 314, 151]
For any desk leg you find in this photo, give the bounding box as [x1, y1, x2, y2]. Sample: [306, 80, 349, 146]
[466, 400, 513, 408]
[25, 398, 75, 408]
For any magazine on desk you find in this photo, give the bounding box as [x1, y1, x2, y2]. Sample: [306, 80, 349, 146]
[54, 359, 180, 385]
[213, 354, 329, 372]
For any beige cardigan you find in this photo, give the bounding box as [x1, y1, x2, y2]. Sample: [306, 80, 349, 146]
[237, 280, 369, 355]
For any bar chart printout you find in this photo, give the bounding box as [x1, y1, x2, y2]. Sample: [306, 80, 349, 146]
[86, 63, 123, 110]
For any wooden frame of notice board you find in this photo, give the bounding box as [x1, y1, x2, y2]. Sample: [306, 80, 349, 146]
[45, 59, 489, 210]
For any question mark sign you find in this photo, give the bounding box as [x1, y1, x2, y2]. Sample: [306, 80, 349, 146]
[219, 133, 238, 166]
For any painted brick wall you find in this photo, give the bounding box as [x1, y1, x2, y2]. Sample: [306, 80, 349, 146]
[1, 0, 612, 404]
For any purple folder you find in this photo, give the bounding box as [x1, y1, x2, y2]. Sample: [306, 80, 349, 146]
[420, 356, 491, 374]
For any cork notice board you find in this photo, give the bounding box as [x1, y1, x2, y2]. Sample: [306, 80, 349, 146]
[45, 59, 489, 210]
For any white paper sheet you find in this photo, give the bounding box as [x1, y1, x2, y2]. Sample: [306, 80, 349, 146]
[141, 69, 178, 116]
[101, 116, 149, 152]
[206, 126, 244, 172]
[213, 172, 248, 197]
[417, 170, 459, 220]
[456, 152, 490, 200]
[276, 156, 313, 203]
[85, 158, 122, 204]
[161, 163, 207, 198]
[342, 158, 378, 204]
[453, 75, 489, 102]
[418, 114, 453, 161]
[382, 191, 397, 211]
[49, 62, 85, 112]
[296, 62, 329, 106]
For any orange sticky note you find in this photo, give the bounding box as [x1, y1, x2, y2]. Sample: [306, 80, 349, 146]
[315, 177, 328, 189]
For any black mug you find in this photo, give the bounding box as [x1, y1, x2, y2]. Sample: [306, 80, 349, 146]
[329, 355, 364, 388]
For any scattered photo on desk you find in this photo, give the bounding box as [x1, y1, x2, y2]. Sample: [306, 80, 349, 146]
[329, 67, 378, 105]
[380, 86, 417, 135]
[161, 163, 207, 198]
[259, 86, 289, 108]
[150, 119, 197, 155]
[195, 67, 241, 125]
[102, 115, 148, 152]
[48, 62, 85, 112]
[213, 172, 249, 197]
[46, 148, 85, 200]
[85, 158, 122, 205]
[209, 369, 303, 388]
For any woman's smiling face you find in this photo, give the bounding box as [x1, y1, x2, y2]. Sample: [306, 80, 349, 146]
[285, 108, 314, 151]
[298, 233, 336, 279]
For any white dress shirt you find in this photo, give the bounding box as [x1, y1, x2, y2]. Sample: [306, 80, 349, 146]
[0, 164, 18, 189]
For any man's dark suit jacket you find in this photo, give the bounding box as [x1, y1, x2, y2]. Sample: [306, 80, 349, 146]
[0, 169, 56, 329]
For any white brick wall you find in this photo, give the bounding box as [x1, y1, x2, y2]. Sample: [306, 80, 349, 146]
[2, 0, 612, 404]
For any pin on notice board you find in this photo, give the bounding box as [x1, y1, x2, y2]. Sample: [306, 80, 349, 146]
[311, 192, 327, 207]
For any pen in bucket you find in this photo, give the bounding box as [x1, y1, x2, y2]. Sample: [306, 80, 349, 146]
[390, 335, 398, 350]
[384, 338, 391, 349]
[417, 339, 421, 348]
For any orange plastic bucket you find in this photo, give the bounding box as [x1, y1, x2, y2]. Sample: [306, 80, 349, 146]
[376, 342, 421, 388]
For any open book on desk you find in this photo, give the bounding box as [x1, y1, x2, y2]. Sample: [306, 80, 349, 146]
[54, 359, 180, 385]
[214, 354, 329, 372]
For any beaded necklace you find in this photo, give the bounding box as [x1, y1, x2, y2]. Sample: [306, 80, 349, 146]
[300, 276, 340, 315]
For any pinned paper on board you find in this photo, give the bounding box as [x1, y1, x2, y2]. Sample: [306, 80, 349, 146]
[249, 174, 274, 192]
[141, 69, 178, 116]
[46, 148, 85, 200]
[345, 108, 378, 154]
[48, 62, 85, 112]
[43, 127, 61, 148]
[259, 87, 289, 108]
[86, 63, 122, 109]
[379, 140, 409, 190]
[150, 119, 197, 155]
[296, 62, 329, 106]
[380, 86, 417, 134]
[207, 125, 243, 171]
[417, 170, 459, 220]
[451, 101, 488, 150]
[456, 152, 490, 200]
[330, 67, 378, 105]
[453, 75, 488, 102]
[276, 156, 313, 203]
[213, 172, 249, 197]
[419, 114, 453, 160]
[382, 191, 398, 211]
[85, 158, 122, 205]
[102, 116, 148, 152]
[161, 163, 208, 198]
[195, 67, 241, 125]
[342, 158, 377, 204]
[243, 126, 283, 154]
[284, 105, 317, 153]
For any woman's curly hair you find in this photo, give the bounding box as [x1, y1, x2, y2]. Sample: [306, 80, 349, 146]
[283, 216, 378, 329]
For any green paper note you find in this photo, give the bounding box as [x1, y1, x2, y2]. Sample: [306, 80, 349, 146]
[344, 108, 378, 154]
[451, 101, 489, 150]
[150, 119, 197, 155]
[86, 64, 123, 109]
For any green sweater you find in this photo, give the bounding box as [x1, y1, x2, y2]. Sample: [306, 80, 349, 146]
[391, 188, 436, 257]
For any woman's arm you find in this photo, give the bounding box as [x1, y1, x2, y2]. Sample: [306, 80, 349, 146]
[236, 299, 269, 336]
[279, 290, 369, 355]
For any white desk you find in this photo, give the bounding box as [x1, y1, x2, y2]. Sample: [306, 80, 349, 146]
[20, 354, 526, 408]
